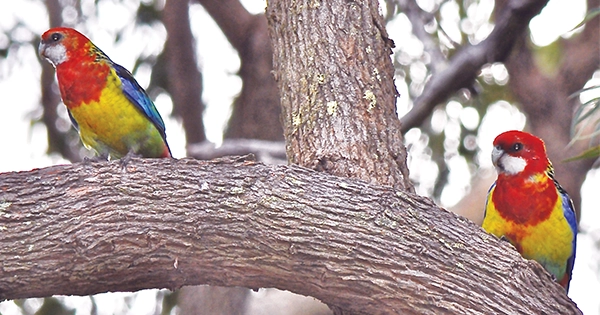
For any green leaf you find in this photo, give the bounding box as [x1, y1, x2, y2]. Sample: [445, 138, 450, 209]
[564, 145, 600, 162]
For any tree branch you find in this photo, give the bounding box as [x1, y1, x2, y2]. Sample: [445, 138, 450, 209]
[196, 0, 254, 52]
[399, 0, 549, 132]
[395, 0, 447, 73]
[0, 158, 580, 314]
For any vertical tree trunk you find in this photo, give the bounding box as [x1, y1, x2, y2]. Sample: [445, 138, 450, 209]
[267, 0, 413, 192]
[164, 0, 207, 145]
[198, 0, 284, 141]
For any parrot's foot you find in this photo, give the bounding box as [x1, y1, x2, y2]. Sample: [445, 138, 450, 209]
[118, 151, 140, 169]
[83, 154, 109, 165]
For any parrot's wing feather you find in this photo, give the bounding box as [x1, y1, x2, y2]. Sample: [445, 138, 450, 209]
[67, 109, 79, 131]
[112, 63, 168, 141]
[483, 181, 497, 218]
[559, 188, 577, 293]
[549, 167, 577, 292]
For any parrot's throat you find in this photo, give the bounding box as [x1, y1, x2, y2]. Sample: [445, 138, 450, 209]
[492, 172, 556, 226]
[56, 56, 111, 109]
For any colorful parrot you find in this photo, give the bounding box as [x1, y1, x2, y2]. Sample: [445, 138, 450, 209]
[39, 27, 171, 159]
[482, 130, 577, 292]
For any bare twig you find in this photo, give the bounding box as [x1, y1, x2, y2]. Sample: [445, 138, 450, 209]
[399, 0, 550, 132]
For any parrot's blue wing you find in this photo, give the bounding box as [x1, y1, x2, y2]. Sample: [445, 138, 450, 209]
[551, 170, 577, 293]
[112, 62, 168, 141]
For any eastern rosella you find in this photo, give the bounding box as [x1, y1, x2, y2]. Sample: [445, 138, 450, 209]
[482, 130, 577, 292]
[39, 27, 171, 159]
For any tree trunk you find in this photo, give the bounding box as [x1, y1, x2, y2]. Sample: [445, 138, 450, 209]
[0, 158, 580, 314]
[198, 0, 284, 141]
[266, 0, 412, 192]
[163, 0, 207, 145]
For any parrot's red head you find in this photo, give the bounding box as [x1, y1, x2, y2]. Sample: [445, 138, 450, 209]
[492, 130, 549, 177]
[39, 27, 93, 68]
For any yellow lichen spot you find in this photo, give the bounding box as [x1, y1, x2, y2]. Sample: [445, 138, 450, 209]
[0, 200, 11, 213]
[309, 0, 320, 8]
[230, 187, 244, 194]
[326, 101, 338, 115]
[372, 68, 381, 82]
[316, 73, 325, 84]
[292, 113, 302, 127]
[363, 90, 377, 111]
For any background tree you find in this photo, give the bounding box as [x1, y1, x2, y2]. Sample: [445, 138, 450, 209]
[0, 0, 598, 314]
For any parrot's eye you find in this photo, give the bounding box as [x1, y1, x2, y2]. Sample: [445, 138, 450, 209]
[512, 142, 523, 152]
[50, 33, 63, 42]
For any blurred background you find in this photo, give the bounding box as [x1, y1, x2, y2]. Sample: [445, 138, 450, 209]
[0, 0, 598, 314]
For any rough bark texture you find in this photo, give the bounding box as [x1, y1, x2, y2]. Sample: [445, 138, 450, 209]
[163, 0, 207, 145]
[0, 158, 580, 314]
[267, 0, 413, 192]
[198, 0, 283, 141]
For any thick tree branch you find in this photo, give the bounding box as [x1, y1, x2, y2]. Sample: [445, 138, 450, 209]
[0, 158, 580, 314]
[196, 0, 254, 51]
[399, 0, 549, 132]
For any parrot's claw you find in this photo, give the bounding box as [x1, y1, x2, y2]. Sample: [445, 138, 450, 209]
[118, 151, 140, 169]
[83, 154, 109, 165]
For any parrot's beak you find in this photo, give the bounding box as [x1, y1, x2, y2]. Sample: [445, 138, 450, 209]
[38, 42, 46, 59]
[491, 145, 503, 167]
[37, 40, 66, 67]
[491, 145, 526, 175]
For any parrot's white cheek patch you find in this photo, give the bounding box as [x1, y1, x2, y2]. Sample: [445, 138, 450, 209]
[41, 44, 67, 66]
[498, 155, 527, 175]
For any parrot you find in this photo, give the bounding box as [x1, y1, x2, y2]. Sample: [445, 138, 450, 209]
[38, 27, 171, 159]
[482, 130, 577, 292]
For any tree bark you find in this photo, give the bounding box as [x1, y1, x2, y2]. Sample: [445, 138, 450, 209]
[267, 0, 413, 192]
[0, 158, 580, 314]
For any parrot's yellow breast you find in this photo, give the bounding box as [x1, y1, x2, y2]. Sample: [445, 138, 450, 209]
[483, 185, 574, 278]
[68, 69, 160, 158]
